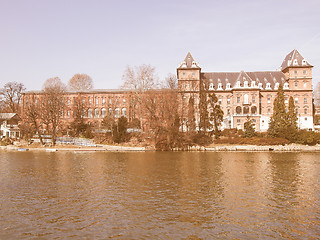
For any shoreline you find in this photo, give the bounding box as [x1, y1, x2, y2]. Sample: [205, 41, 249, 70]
[1, 143, 320, 152]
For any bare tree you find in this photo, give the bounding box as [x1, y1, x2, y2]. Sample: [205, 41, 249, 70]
[122, 64, 158, 90]
[162, 73, 178, 89]
[68, 73, 93, 91]
[41, 77, 66, 145]
[1, 82, 26, 113]
[121, 64, 158, 129]
[23, 94, 44, 145]
[314, 82, 320, 106]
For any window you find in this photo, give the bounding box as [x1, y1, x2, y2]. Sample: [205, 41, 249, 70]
[295, 98, 298, 104]
[303, 70, 306, 75]
[295, 81, 298, 87]
[251, 81, 256, 87]
[237, 119, 241, 123]
[115, 108, 120, 118]
[251, 106, 257, 115]
[243, 94, 249, 104]
[88, 109, 93, 118]
[94, 108, 99, 118]
[305, 117, 307, 121]
[123, 99, 126, 103]
[266, 83, 271, 89]
[294, 70, 297, 74]
[227, 109, 230, 114]
[304, 109, 308, 114]
[218, 99, 222, 105]
[237, 81, 241, 87]
[252, 96, 256, 103]
[67, 111, 70, 117]
[285, 97, 288, 104]
[108, 108, 113, 116]
[244, 81, 248, 88]
[236, 106, 242, 114]
[268, 108, 271, 113]
[243, 106, 249, 114]
[296, 109, 298, 115]
[284, 82, 289, 89]
[258, 83, 263, 89]
[218, 83, 222, 90]
[82, 99, 85, 104]
[109, 98, 112, 104]
[102, 98, 106, 105]
[275, 83, 279, 90]
[267, 97, 271, 104]
[209, 83, 214, 90]
[237, 97, 240, 103]
[122, 108, 127, 117]
[304, 98, 307, 104]
[89, 98, 92, 105]
[253, 119, 256, 123]
[304, 82, 307, 88]
[95, 98, 99, 105]
[226, 83, 231, 89]
[101, 108, 106, 118]
[227, 98, 230, 104]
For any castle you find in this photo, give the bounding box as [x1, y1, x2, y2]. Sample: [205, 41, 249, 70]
[21, 49, 314, 132]
[177, 50, 313, 131]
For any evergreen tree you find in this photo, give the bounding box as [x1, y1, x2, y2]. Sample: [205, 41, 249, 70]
[198, 80, 211, 133]
[268, 84, 288, 138]
[113, 116, 128, 143]
[208, 93, 224, 138]
[286, 96, 298, 141]
[244, 116, 256, 138]
[187, 96, 196, 132]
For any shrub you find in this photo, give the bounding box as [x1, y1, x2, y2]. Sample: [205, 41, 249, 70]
[192, 133, 212, 146]
[215, 136, 290, 145]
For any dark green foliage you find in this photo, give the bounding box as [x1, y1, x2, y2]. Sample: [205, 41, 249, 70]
[192, 133, 212, 146]
[187, 96, 196, 132]
[199, 81, 211, 133]
[295, 130, 320, 145]
[268, 84, 288, 138]
[112, 116, 128, 143]
[208, 93, 224, 138]
[215, 137, 290, 145]
[244, 116, 256, 138]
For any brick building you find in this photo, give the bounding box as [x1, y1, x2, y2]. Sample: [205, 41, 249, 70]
[178, 50, 314, 131]
[21, 49, 314, 133]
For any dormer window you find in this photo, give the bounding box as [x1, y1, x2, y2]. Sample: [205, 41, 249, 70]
[274, 83, 279, 90]
[258, 83, 263, 89]
[217, 83, 223, 90]
[302, 59, 307, 66]
[226, 83, 231, 89]
[237, 81, 241, 88]
[244, 81, 248, 88]
[284, 82, 289, 89]
[251, 81, 256, 87]
[293, 59, 298, 66]
[209, 83, 214, 90]
[266, 83, 271, 89]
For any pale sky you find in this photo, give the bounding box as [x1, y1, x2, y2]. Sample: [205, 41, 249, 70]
[0, 0, 320, 90]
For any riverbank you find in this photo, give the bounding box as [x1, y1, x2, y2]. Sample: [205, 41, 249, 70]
[1, 143, 320, 152]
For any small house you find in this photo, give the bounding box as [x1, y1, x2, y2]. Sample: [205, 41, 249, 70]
[0, 113, 21, 138]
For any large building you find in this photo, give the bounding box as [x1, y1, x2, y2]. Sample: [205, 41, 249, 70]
[21, 49, 314, 132]
[178, 50, 313, 131]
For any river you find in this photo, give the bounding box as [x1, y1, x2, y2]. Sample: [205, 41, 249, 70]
[0, 151, 319, 239]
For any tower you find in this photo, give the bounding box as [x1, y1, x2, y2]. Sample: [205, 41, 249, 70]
[280, 49, 313, 90]
[177, 52, 201, 92]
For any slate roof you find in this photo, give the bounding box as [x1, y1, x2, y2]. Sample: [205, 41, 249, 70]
[201, 70, 286, 89]
[280, 49, 312, 70]
[178, 52, 201, 69]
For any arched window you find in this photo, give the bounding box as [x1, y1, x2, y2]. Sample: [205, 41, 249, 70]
[217, 83, 223, 90]
[243, 94, 249, 104]
[236, 106, 242, 114]
[226, 83, 231, 89]
[108, 108, 113, 116]
[251, 106, 257, 115]
[266, 83, 271, 89]
[101, 108, 106, 118]
[209, 83, 214, 90]
[243, 106, 249, 114]
[115, 108, 120, 118]
[122, 108, 127, 117]
[94, 108, 99, 118]
[88, 109, 93, 118]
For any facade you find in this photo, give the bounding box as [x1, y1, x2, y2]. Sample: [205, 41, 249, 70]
[177, 50, 313, 131]
[0, 113, 21, 138]
[21, 49, 314, 133]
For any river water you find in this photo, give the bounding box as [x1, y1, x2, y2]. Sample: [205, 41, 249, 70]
[0, 151, 319, 239]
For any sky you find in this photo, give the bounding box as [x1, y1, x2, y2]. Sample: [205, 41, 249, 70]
[0, 0, 320, 91]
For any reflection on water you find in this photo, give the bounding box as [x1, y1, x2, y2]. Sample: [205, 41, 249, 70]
[0, 152, 319, 239]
